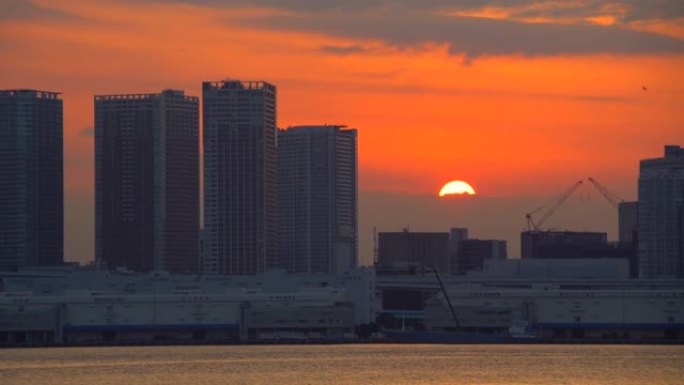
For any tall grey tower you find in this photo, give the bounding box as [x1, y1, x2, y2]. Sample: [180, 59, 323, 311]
[278, 125, 358, 274]
[203, 80, 277, 275]
[0, 90, 63, 271]
[95, 90, 199, 273]
[638, 145, 684, 279]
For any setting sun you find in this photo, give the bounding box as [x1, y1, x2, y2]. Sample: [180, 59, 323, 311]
[438, 180, 477, 196]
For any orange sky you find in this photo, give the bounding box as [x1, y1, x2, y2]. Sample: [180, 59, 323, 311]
[1, 0, 683, 262]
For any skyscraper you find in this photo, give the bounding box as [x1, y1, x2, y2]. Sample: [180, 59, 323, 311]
[202, 80, 277, 275]
[278, 125, 358, 274]
[0, 90, 63, 271]
[638, 145, 684, 279]
[95, 90, 199, 273]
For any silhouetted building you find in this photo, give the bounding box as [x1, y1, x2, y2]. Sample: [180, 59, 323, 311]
[448, 227, 468, 275]
[95, 90, 199, 273]
[454, 239, 507, 275]
[521, 231, 607, 260]
[617, 201, 639, 278]
[521, 230, 637, 277]
[278, 125, 358, 274]
[0, 90, 63, 270]
[202, 80, 277, 275]
[482, 258, 630, 280]
[638, 145, 684, 279]
[198, 228, 207, 271]
[377, 231, 449, 273]
[619, 201, 638, 244]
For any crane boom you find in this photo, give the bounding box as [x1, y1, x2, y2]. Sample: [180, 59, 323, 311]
[526, 180, 583, 231]
[431, 266, 459, 329]
[587, 177, 624, 209]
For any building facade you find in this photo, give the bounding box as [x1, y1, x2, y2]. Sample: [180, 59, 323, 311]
[521, 231, 608, 259]
[0, 287, 355, 345]
[619, 201, 638, 244]
[95, 90, 199, 273]
[377, 231, 450, 273]
[277, 125, 358, 274]
[0, 90, 63, 271]
[202, 80, 277, 275]
[521, 230, 637, 277]
[454, 239, 507, 275]
[639, 145, 684, 278]
[448, 228, 468, 275]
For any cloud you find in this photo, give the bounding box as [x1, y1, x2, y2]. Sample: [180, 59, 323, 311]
[143, 0, 684, 57]
[0, 0, 82, 22]
[318, 44, 368, 55]
[446, 1, 632, 25]
[275, 75, 634, 103]
[138, 0, 684, 23]
[5, 0, 683, 57]
[619, 1, 684, 21]
[241, 7, 684, 59]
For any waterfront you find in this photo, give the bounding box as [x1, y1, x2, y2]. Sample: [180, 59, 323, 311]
[1, 344, 683, 385]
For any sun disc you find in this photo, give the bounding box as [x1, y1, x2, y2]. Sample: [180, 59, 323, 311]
[439, 180, 476, 197]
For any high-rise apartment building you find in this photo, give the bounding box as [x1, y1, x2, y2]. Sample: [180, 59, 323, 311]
[202, 80, 277, 275]
[0, 90, 63, 271]
[638, 145, 684, 278]
[95, 90, 199, 273]
[278, 125, 358, 274]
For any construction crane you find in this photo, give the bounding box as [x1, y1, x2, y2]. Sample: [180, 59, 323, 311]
[431, 266, 459, 329]
[526, 180, 584, 231]
[587, 177, 624, 209]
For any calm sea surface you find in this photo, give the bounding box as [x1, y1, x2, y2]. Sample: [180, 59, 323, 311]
[1, 344, 683, 385]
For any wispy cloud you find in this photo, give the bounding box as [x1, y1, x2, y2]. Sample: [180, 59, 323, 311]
[0, 0, 84, 22]
[241, 7, 684, 59]
[318, 44, 368, 55]
[6, 1, 683, 57]
[444, 1, 684, 38]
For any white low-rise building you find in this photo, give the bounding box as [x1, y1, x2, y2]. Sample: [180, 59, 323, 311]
[0, 288, 354, 345]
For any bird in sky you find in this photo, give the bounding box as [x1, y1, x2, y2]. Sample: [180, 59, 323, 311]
[642, 85, 648, 91]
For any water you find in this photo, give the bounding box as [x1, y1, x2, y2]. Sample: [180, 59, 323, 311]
[1, 344, 683, 385]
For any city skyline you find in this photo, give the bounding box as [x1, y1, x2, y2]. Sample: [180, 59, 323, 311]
[1, 0, 683, 265]
[0, 83, 676, 266]
[2, 1, 684, 364]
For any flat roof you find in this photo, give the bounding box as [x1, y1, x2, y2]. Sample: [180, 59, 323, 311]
[203, 80, 275, 90]
[0, 90, 62, 99]
[94, 90, 197, 102]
